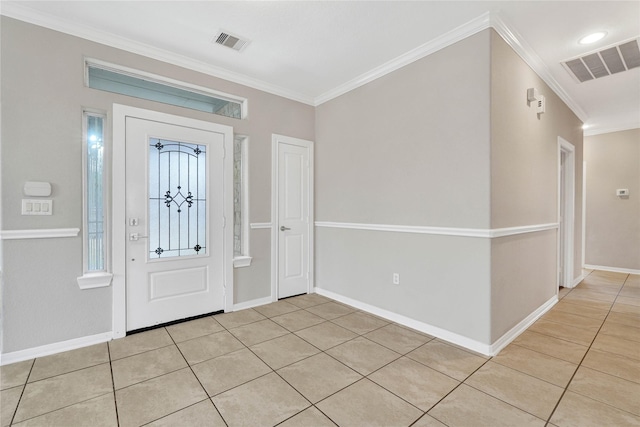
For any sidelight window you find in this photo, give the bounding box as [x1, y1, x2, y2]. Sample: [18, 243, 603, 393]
[233, 135, 251, 267]
[85, 111, 106, 271]
[78, 110, 113, 289]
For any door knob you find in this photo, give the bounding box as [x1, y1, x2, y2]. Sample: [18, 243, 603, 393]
[129, 233, 149, 241]
[280, 226, 291, 231]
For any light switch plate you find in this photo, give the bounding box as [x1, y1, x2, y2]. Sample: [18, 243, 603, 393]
[22, 199, 53, 215]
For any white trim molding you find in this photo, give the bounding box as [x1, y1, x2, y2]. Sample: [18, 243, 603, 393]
[0, 228, 80, 240]
[558, 137, 576, 289]
[573, 272, 587, 287]
[315, 287, 557, 357]
[0, 332, 112, 366]
[490, 223, 558, 238]
[315, 12, 491, 105]
[584, 264, 640, 275]
[233, 296, 272, 311]
[76, 272, 113, 290]
[233, 256, 252, 268]
[315, 221, 558, 239]
[315, 287, 493, 355]
[489, 295, 557, 355]
[583, 123, 640, 137]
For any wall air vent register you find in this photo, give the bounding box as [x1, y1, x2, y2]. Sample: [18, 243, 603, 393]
[562, 38, 640, 83]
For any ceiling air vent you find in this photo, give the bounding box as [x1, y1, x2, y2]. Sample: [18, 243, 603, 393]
[213, 30, 250, 52]
[562, 38, 640, 83]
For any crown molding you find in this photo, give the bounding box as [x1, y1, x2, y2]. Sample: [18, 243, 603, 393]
[584, 123, 640, 137]
[0, 2, 315, 106]
[489, 13, 588, 123]
[314, 10, 589, 127]
[2, 3, 588, 122]
[314, 12, 492, 105]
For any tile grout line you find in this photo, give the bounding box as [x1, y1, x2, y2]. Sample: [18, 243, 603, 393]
[543, 273, 630, 426]
[500, 340, 581, 367]
[7, 362, 118, 426]
[224, 316, 319, 425]
[232, 299, 421, 426]
[272, 301, 494, 425]
[106, 342, 121, 427]
[420, 357, 494, 426]
[8, 358, 35, 426]
[176, 300, 338, 405]
[165, 326, 230, 427]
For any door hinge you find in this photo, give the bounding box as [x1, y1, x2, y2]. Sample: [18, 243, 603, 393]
[223, 216, 226, 227]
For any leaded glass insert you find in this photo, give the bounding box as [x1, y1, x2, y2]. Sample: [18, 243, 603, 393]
[149, 138, 206, 259]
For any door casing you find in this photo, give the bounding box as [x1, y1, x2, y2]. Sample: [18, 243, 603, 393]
[112, 104, 234, 338]
[558, 137, 576, 290]
[270, 134, 314, 301]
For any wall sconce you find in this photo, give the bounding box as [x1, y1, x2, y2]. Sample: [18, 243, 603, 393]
[527, 88, 545, 115]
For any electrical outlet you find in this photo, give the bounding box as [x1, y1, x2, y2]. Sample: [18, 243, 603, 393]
[393, 273, 400, 285]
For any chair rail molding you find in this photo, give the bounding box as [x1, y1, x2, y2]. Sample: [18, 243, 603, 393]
[314, 221, 558, 239]
[0, 228, 80, 240]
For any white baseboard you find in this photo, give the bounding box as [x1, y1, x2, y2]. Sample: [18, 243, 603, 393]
[488, 295, 557, 355]
[315, 287, 494, 355]
[584, 264, 640, 275]
[572, 272, 587, 287]
[233, 296, 272, 311]
[315, 287, 557, 357]
[0, 332, 113, 366]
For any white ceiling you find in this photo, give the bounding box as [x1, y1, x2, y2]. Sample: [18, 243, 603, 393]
[3, 1, 639, 135]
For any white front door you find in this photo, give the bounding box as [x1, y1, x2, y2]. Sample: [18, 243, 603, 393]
[125, 115, 232, 331]
[274, 135, 314, 299]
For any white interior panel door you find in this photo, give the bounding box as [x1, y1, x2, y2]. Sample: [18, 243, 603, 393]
[278, 141, 311, 299]
[126, 116, 229, 331]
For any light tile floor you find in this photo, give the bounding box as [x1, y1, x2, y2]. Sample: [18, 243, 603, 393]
[2, 270, 639, 426]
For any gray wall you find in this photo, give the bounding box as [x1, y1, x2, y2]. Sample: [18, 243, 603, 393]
[315, 30, 494, 344]
[316, 31, 491, 229]
[584, 129, 640, 271]
[488, 30, 583, 341]
[1, 17, 314, 353]
[316, 28, 584, 348]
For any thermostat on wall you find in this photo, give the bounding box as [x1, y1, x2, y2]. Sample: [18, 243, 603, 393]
[24, 181, 51, 197]
[616, 189, 629, 197]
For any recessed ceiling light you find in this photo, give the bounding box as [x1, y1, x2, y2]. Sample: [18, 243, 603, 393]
[579, 32, 607, 45]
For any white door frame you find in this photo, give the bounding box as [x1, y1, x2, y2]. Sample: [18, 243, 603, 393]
[270, 134, 314, 301]
[112, 104, 234, 338]
[558, 137, 576, 289]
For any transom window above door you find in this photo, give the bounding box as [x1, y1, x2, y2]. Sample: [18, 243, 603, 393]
[85, 58, 247, 119]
